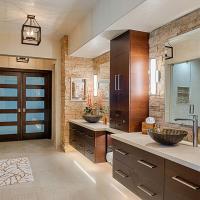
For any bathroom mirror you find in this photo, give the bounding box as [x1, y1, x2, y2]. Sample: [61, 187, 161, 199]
[165, 28, 200, 126]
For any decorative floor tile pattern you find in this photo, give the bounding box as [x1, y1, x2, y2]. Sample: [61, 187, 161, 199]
[0, 157, 34, 187]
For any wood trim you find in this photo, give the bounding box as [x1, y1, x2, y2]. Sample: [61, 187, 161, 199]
[0, 122, 18, 126]
[0, 97, 19, 101]
[0, 84, 18, 88]
[0, 109, 18, 113]
[26, 120, 45, 125]
[26, 97, 45, 101]
[26, 85, 45, 89]
[0, 67, 52, 74]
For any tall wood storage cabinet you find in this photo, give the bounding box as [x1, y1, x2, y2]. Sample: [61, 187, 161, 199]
[110, 30, 149, 132]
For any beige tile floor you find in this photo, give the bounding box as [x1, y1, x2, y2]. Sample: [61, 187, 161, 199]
[0, 139, 141, 200]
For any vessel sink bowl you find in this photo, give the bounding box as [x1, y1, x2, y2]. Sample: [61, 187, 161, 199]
[148, 128, 188, 145]
[82, 114, 102, 123]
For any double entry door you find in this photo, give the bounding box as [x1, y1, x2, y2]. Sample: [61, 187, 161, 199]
[0, 69, 51, 141]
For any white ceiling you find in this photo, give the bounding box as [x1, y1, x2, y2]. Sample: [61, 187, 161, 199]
[0, 0, 97, 37]
[72, 0, 200, 58]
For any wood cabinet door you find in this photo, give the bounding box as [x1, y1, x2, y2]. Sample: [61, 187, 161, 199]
[110, 40, 120, 128]
[110, 32, 130, 131]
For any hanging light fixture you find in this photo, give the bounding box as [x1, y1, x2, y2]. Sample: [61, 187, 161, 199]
[21, 15, 41, 46]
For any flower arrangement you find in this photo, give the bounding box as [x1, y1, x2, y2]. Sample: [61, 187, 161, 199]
[84, 91, 107, 116]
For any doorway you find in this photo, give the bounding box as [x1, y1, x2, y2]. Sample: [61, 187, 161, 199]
[0, 68, 52, 141]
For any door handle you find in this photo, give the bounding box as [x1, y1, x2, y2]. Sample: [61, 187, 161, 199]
[23, 108, 26, 112]
[117, 74, 120, 90]
[18, 108, 21, 113]
[114, 75, 117, 91]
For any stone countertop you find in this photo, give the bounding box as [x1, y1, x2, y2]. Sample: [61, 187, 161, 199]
[111, 133, 200, 172]
[69, 119, 134, 134]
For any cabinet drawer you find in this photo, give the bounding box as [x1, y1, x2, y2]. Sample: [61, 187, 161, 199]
[113, 139, 136, 168]
[164, 160, 200, 200]
[134, 150, 164, 200]
[134, 149, 164, 182]
[113, 159, 138, 192]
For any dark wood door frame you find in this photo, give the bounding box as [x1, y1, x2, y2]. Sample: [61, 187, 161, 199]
[0, 68, 52, 141]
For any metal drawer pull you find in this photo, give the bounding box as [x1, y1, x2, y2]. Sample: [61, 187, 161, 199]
[137, 160, 156, 169]
[115, 170, 128, 178]
[172, 176, 200, 190]
[137, 185, 156, 197]
[115, 149, 128, 155]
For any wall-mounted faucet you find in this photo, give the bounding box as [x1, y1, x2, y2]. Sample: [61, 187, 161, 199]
[174, 115, 198, 147]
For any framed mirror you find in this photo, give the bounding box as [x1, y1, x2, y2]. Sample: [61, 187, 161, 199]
[70, 78, 87, 101]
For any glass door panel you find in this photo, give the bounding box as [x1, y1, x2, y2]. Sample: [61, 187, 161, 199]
[0, 88, 18, 96]
[26, 77, 45, 85]
[26, 101, 45, 109]
[0, 114, 17, 122]
[26, 113, 44, 121]
[0, 75, 17, 84]
[26, 124, 44, 133]
[26, 89, 45, 97]
[0, 101, 18, 109]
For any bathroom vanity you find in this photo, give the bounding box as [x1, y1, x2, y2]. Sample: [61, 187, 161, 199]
[69, 119, 136, 163]
[112, 133, 200, 200]
[69, 122, 106, 163]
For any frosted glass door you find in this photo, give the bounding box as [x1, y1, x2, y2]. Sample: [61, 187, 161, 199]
[0, 72, 21, 141]
[0, 70, 51, 142]
[22, 72, 51, 140]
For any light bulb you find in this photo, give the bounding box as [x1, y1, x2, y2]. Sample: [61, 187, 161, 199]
[30, 30, 34, 36]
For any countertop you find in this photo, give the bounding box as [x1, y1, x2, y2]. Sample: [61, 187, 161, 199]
[69, 119, 132, 134]
[111, 133, 200, 172]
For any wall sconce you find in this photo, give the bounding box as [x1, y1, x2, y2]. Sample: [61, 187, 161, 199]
[150, 59, 161, 95]
[16, 56, 29, 63]
[165, 43, 173, 60]
[93, 75, 98, 97]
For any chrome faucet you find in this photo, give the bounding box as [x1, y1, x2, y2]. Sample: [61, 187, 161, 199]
[174, 115, 199, 147]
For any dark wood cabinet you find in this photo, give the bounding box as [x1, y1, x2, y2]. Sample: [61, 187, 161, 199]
[110, 30, 149, 132]
[113, 139, 164, 200]
[69, 123, 106, 163]
[112, 139, 200, 200]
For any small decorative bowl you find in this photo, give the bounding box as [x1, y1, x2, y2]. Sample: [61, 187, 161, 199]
[82, 114, 102, 123]
[148, 128, 188, 145]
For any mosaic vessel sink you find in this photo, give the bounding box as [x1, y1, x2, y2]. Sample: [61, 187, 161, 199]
[82, 114, 102, 123]
[148, 128, 188, 145]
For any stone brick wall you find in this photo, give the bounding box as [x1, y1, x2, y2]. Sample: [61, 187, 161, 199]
[61, 36, 110, 150]
[149, 8, 200, 142]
